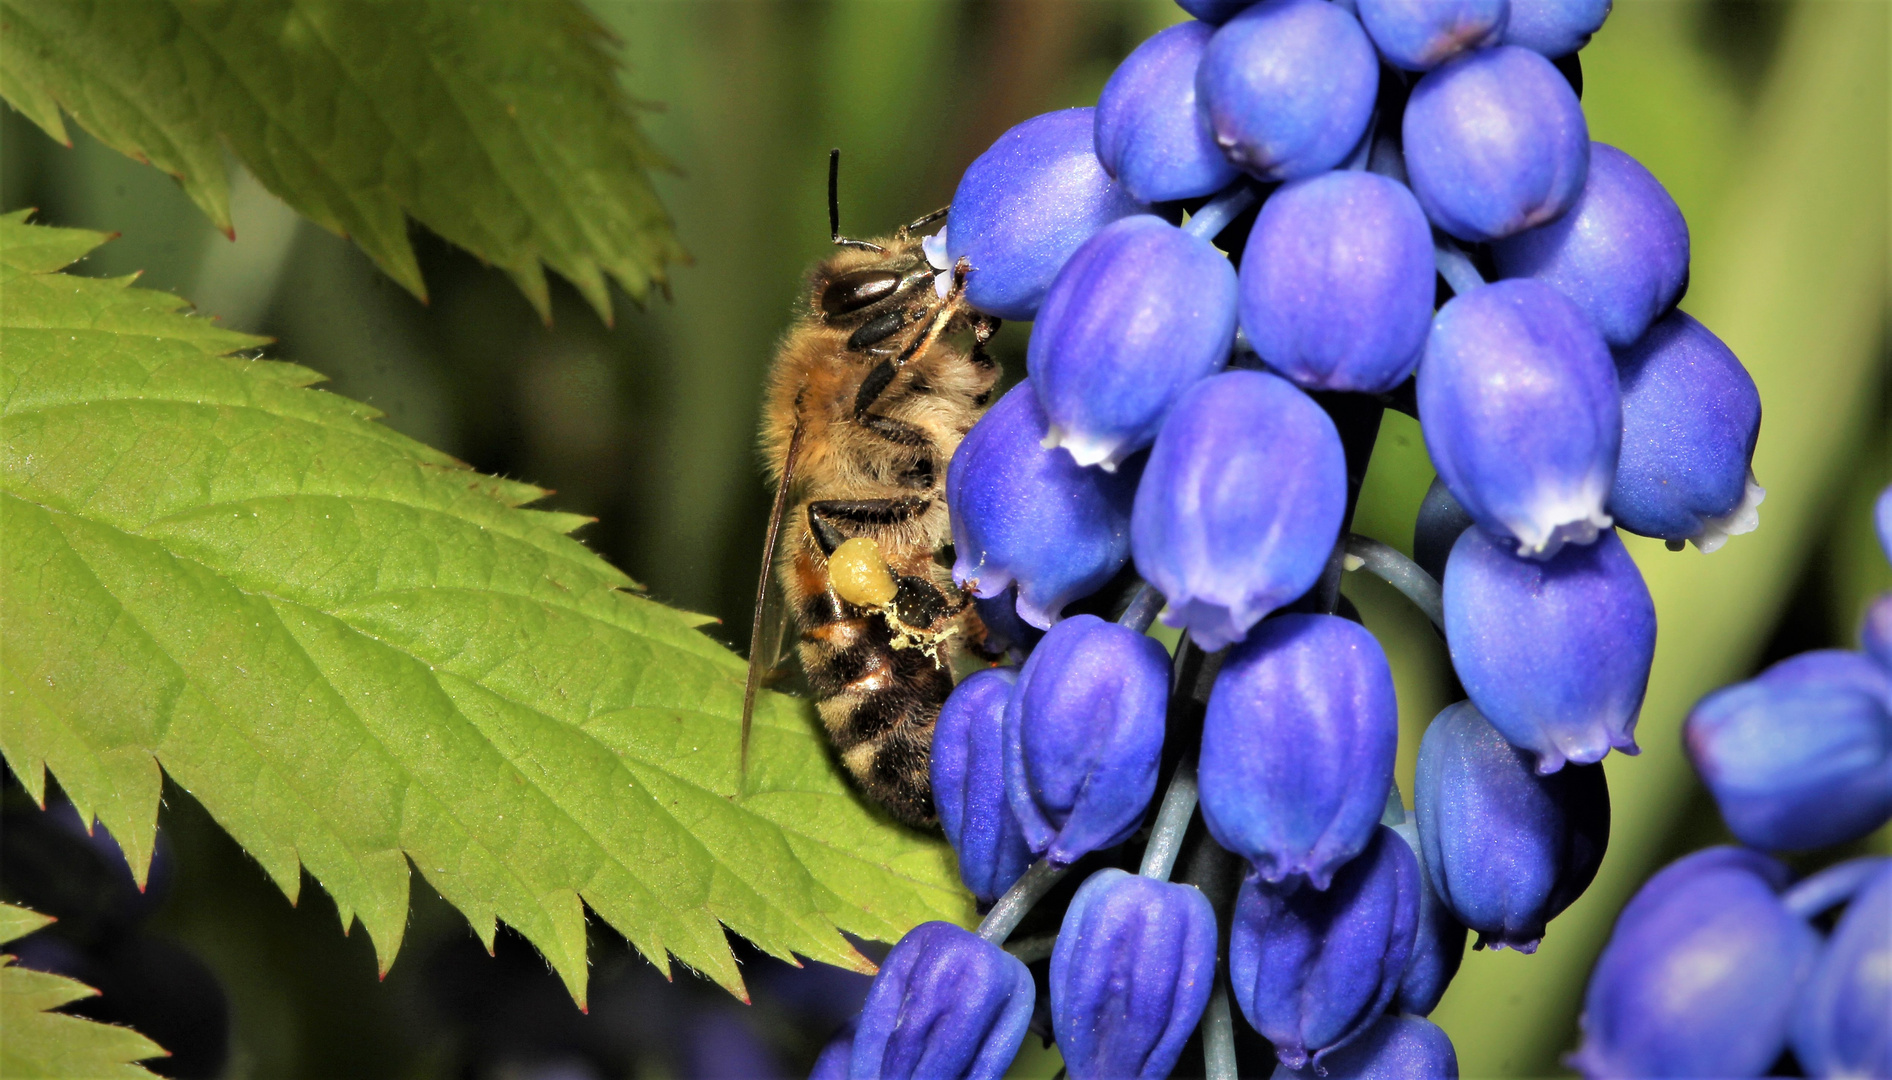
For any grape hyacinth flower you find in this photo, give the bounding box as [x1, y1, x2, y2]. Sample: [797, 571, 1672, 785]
[1356, 0, 1507, 71]
[850, 922, 1035, 1080]
[1684, 650, 1892, 852]
[1609, 310, 1765, 550]
[1443, 526, 1655, 771]
[932, 669, 1032, 904]
[1239, 170, 1435, 395]
[1031, 215, 1238, 470]
[1503, 0, 1612, 57]
[1572, 848, 1820, 1080]
[1864, 592, 1892, 671]
[1005, 615, 1168, 865]
[1418, 278, 1622, 558]
[1199, 613, 1400, 888]
[1094, 21, 1239, 203]
[1793, 860, 1892, 1080]
[1415, 701, 1609, 951]
[1270, 1014, 1461, 1079]
[1132, 370, 1347, 651]
[1197, 0, 1381, 182]
[1390, 822, 1468, 1016]
[950, 383, 1140, 628]
[1230, 826, 1421, 1070]
[1404, 45, 1589, 242]
[1050, 869, 1219, 1080]
[947, 108, 1148, 320]
[809, 1021, 856, 1080]
[1492, 142, 1689, 348]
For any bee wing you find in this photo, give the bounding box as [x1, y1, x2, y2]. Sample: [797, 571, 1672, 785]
[741, 419, 806, 791]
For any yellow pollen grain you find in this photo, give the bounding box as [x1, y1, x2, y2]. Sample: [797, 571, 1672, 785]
[830, 537, 898, 607]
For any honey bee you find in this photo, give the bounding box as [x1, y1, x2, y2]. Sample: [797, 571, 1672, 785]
[740, 151, 1002, 828]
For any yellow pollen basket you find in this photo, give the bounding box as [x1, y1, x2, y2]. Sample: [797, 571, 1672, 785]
[829, 537, 898, 608]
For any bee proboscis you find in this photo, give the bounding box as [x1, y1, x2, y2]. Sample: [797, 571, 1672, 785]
[739, 151, 1001, 827]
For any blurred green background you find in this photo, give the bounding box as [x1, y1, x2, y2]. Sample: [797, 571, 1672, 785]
[1, 1, 1886, 1077]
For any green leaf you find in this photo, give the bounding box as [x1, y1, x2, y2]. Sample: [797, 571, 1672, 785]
[0, 903, 166, 1079]
[0, 0, 685, 323]
[0, 213, 974, 1006]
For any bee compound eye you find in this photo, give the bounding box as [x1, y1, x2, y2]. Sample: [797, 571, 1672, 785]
[821, 270, 902, 316]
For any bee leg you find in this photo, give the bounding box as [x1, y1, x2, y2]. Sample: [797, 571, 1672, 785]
[806, 497, 931, 556]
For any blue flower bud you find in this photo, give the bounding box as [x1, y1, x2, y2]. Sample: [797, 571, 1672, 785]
[1418, 279, 1621, 558]
[1414, 701, 1609, 952]
[974, 587, 1044, 661]
[1178, 0, 1261, 23]
[1492, 142, 1687, 348]
[1443, 526, 1654, 770]
[811, 1020, 856, 1080]
[1200, 613, 1400, 888]
[850, 921, 1036, 1080]
[1864, 592, 1892, 671]
[1050, 869, 1220, 1080]
[950, 383, 1141, 629]
[933, 669, 1033, 904]
[1404, 46, 1589, 241]
[1608, 310, 1764, 550]
[947, 108, 1149, 321]
[1503, 0, 1610, 56]
[1793, 860, 1892, 1080]
[1878, 484, 1892, 561]
[1389, 822, 1467, 1016]
[1356, 0, 1507, 71]
[1270, 1014, 1461, 1079]
[1198, 0, 1380, 182]
[1031, 215, 1238, 470]
[1005, 615, 1168, 865]
[1412, 475, 1475, 584]
[1095, 22, 1240, 203]
[1131, 370, 1347, 650]
[1239, 170, 1434, 395]
[1684, 650, 1892, 852]
[1230, 825, 1421, 1070]
[1571, 848, 1819, 1080]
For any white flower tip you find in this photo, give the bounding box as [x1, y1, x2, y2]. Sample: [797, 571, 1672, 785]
[1514, 507, 1614, 560]
[1342, 553, 1366, 572]
[1690, 475, 1766, 553]
[1042, 425, 1121, 471]
[922, 229, 950, 271]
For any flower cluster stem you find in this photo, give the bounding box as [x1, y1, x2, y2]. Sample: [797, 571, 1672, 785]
[978, 859, 1071, 945]
[1345, 533, 1445, 630]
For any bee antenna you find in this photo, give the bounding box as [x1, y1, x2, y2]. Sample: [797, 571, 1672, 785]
[828, 148, 885, 253]
[828, 148, 843, 243]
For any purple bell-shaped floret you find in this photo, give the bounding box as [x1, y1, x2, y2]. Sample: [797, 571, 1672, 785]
[949, 382, 1140, 629]
[1608, 310, 1764, 550]
[1404, 45, 1589, 242]
[1443, 526, 1655, 771]
[1356, 0, 1507, 71]
[1503, 0, 1611, 56]
[1031, 215, 1238, 470]
[1793, 860, 1892, 1080]
[1004, 615, 1168, 865]
[1389, 822, 1468, 1016]
[1132, 370, 1347, 651]
[1094, 21, 1239, 203]
[1418, 278, 1621, 558]
[1571, 847, 1820, 1080]
[1492, 142, 1689, 348]
[1864, 593, 1892, 671]
[947, 108, 1148, 321]
[1414, 701, 1609, 952]
[1269, 1014, 1461, 1079]
[1197, 0, 1380, 182]
[1684, 650, 1892, 852]
[1230, 825, 1421, 1071]
[1239, 170, 1435, 395]
[932, 669, 1032, 904]
[850, 922, 1036, 1080]
[810, 1020, 857, 1080]
[1200, 613, 1400, 888]
[1050, 869, 1220, 1080]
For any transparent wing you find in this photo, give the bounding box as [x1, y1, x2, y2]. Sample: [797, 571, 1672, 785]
[741, 419, 805, 790]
